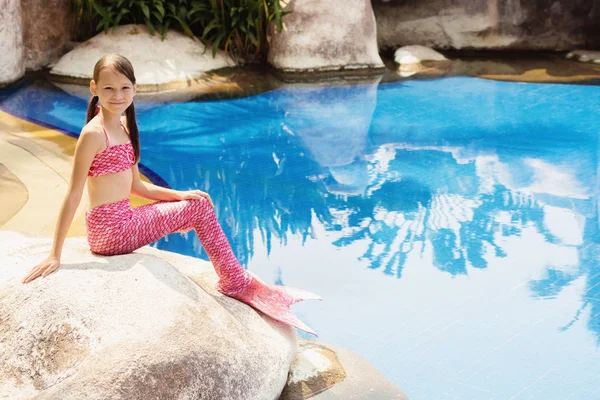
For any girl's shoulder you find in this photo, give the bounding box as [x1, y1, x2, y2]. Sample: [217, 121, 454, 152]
[78, 117, 105, 148]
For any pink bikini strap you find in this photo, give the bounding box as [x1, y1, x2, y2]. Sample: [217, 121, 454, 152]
[120, 120, 130, 135]
[99, 117, 110, 147]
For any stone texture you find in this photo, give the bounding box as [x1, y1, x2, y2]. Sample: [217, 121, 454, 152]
[268, 0, 384, 72]
[394, 45, 448, 65]
[0, 0, 25, 86]
[21, 0, 71, 70]
[281, 340, 408, 400]
[50, 24, 234, 92]
[374, 0, 600, 51]
[281, 340, 347, 399]
[0, 163, 28, 227]
[0, 231, 296, 400]
[566, 50, 600, 64]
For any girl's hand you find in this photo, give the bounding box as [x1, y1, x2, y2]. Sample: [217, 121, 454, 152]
[178, 190, 214, 208]
[22, 255, 61, 284]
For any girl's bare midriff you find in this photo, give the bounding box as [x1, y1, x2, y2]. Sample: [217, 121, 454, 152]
[87, 169, 133, 209]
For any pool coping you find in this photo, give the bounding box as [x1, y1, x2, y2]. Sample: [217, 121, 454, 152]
[0, 110, 156, 237]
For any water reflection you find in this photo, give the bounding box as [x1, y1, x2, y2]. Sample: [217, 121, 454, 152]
[139, 78, 600, 348]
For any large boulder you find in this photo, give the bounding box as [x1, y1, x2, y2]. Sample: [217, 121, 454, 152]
[268, 0, 384, 72]
[0, 0, 25, 87]
[0, 231, 296, 400]
[50, 24, 234, 92]
[373, 0, 600, 51]
[21, 0, 71, 70]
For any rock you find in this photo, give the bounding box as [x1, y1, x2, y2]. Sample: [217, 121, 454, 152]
[0, 0, 25, 87]
[281, 340, 408, 400]
[373, 0, 600, 51]
[394, 45, 449, 76]
[394, 45, 448, 65]
[21, 0, 71, 70]
[50, 24, 234, 92]
[0, 231, 296, 400]
[281, 340, 347, 399]
[565, 50, 600, 64]
[0, 163, 28, 227]
[268, 0, 384, 72]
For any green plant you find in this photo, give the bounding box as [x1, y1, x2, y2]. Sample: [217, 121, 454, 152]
[196, 0, 289, 63]
[72, 0, 290, 64]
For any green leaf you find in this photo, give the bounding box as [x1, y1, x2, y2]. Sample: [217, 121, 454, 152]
[247, 30, 257, 46]
[145, 18, 156, 35]
[202, 19, 220, 38]
[152, 10, 163, 23]
[212, 31, 225, 58]
[174, 16, 193, 36]
[93, 3, 110, 20]
[156, 2, 165, 18]
[140, 3, 150, 20]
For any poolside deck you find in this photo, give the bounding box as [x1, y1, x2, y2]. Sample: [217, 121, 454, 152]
[0, 110, 152, 238]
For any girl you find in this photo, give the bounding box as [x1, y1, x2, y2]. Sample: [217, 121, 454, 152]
[22, 54, 319, 335]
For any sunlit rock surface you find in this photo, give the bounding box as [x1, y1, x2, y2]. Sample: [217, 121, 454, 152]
[268, 0, 384, 72]
[0, 0, 25, 86]
[50, 24, 234, 92]
[0, 231, 296, 400]
[566, 50, 600, 64]
[21, 0, 71, 70]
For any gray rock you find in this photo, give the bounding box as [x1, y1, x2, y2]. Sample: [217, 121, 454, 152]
[0, 231, 296, 400]
[21, 0, 71, 70]
[565, 50, 600, 64]
[374, 0, 600, 51]
[268, 0, 384, 72]
[50, 24, 234, 92]
[394, 45, 448, 65]
[0, 0, 25, 87]
[281, 340, 408, 400]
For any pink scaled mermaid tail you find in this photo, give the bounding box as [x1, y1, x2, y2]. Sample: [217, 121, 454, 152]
[86, 197, 321, 335]
[217, 271, 322, 336]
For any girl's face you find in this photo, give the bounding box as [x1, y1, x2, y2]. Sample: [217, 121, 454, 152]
[90, 67, 136, 114]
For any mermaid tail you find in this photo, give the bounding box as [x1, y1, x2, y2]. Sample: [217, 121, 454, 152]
[85, 197, 322, 335]
[217, 271, 322, 336]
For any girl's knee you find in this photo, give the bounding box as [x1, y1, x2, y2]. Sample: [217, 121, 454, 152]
[188, 197, 211, 210]
[186, 198, 214, 220]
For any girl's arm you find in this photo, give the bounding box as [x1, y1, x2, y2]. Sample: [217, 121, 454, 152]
[22, 128, 102, 283]
[130, 164, 213, 206]
[130, 164, 182, 201]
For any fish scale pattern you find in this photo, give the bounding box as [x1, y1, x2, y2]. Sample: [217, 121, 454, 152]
[88, 143, 135, 177]
[85, 197, 321, 335]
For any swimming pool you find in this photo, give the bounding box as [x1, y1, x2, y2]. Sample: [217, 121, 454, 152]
[1, 76, 599, 399]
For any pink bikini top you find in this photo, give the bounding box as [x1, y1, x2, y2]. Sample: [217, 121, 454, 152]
[88, 118, 135, 178]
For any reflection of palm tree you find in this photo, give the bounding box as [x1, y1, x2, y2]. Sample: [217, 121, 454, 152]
[151, 127, 334, 266]
[529, 213, 600, 344]
[459, 185, 556, 269]
[330, 147, 561, 277]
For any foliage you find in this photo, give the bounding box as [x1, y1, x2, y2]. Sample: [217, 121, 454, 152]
[71, 0, 290, 63]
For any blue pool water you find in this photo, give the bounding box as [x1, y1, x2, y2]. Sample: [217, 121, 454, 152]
[2, 76, 599, 399]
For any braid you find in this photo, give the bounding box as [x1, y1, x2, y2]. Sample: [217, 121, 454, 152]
[125, 103, 140, 164]
[86, 96, 99, 123]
